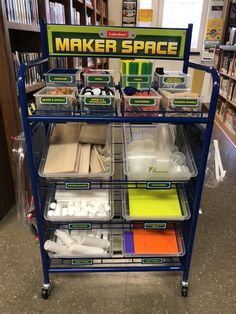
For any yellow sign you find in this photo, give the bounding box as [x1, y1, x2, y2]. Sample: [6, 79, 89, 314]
[205, 19, 224, 43]
[138, 9, 153, 23]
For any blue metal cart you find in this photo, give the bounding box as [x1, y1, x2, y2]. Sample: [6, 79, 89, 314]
[17, 22, 219, 299]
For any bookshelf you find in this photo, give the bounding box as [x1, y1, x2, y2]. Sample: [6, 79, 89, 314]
[0, 0, 109, 188]
[216, 45, 236, 146]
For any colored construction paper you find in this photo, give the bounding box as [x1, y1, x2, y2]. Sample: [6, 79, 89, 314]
[128, 188, 182, 219]
[124, 232, 135, 253]
[133, 228, 179, 255]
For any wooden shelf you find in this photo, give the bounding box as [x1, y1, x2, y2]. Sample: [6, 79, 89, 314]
[25, 82, 45, 94]
[219, 92, 228, 101]
[227, 98, 236, 108]
[215, 113, 236, 146]
[7, 21, 40, 32]
[86, 3, 94, 10]
[220, 71, 231, 78]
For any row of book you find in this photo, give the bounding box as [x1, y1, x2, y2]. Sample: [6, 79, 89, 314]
[48, 1, 65, 24]
[220, 77, 236, 104]
[72, 8, 80, 25]
[12, 52, 43, 86]
[5, 0, 39, 25]
[221, 54, 236, 77]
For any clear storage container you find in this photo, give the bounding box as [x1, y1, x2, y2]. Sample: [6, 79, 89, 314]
[38, 123, 114, 179]
[44, 188, 114, 222]
[79, 87, 116, 116]
[154, 71, 191, 90]
[123, 124, 198, 181]
[122, 186, 190, 221]
[34, 87, 77, 116]
[159, 89, 202, 113]
[44, 69, 79, 86]
[121, 88, 161, 117]
[123, 224, 185, 257]
[83, 69, 114, 87]
[120, 74, 153, 88]
[46, 228, 112, 258]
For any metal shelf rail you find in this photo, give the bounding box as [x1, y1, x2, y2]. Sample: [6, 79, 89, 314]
[17, 22, 219, 299]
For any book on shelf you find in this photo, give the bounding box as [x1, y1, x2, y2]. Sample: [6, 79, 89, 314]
[12, 51, 43, 87]
[48, 1, 65, 24]
[220, 77, 230, 97]
[73, 8, 80, 24]
[5, 0, 39, 25]
[50, 57, 68, 69]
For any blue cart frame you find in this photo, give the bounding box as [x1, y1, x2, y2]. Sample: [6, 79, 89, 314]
[17, 22, 219, 298]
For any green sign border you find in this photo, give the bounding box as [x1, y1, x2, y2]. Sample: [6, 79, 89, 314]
[47, 25, 187, 59]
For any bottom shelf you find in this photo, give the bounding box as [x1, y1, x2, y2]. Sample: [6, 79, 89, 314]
[45, 224, 185, 260]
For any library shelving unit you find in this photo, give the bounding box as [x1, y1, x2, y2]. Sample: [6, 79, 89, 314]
[215, 45, 236, 146]
[0, 0, 108, 184]
[18, 22, 219, 299]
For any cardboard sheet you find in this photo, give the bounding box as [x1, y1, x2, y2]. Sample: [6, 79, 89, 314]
[128, 188, 182, 218]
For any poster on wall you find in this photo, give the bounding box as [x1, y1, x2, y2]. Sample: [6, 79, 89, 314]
[122, 0, 137, 27]
[138, 9, 153, 23]
[205, 19, 224, 45]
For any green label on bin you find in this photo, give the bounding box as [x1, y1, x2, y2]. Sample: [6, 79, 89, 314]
[84, 97, 111, 106]
[48, 75, 73, 83]
[65, 182, 90, 190]
[69, 223, 92, 230]
[127, 76, 150, 83]
[163, 77, 185, 84]
[72, 259, 93, 265]
[146, 182, 171, 189]
[142, 258, 163, 264]
[88, 76, 110, 83]
[144, 223, 167, 230]
[40, 96, 67, 104]
[129, 98, 155, 106]
[172, 98, 199, 107]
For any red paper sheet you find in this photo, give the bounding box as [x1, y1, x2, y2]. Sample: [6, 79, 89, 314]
[133, 229, 179, 254]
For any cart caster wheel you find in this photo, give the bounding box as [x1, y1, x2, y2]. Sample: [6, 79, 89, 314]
[181, 286, 188, 297]
[41, 288, 50, 299]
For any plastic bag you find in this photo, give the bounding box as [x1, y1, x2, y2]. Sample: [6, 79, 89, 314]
[205, 140, 226, 188]
[12, 133, 29, 224]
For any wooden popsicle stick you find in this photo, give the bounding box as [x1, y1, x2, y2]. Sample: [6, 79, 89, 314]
[74, 143, 81, 173]
[78, 144, 91, 173]
[93, 146, 106, 171]
[90, 147, 103, 173]
[44, 123, 80, 174]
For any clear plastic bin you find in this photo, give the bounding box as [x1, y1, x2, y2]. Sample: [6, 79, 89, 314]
[121, 74, 153, 88]
[121, 88, 161, 117]
[44, 69, 79, 86]
[47, 228, 112, 258]
[38, 123, 114, 179]
[123, 124, 198, 181]
[79, 87, 116, 116]
[83, 69, 114, 87]
[123, 224, 185, 257]
[44, 188, 114, 222]
[159, 89, 202, 113]
[122, 186, 190, 221]
[34, 87, 77, 116]
[154, 71, 191, 90]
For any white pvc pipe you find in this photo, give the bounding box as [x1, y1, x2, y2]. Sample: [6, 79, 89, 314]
[70, 243, 105, 255]
[55, 230, 75, 245]
[44, 240, 71, 255]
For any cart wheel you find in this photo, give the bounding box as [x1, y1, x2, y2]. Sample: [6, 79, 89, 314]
[181, 286, 188, 297]
[41, 288, 50, 299]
